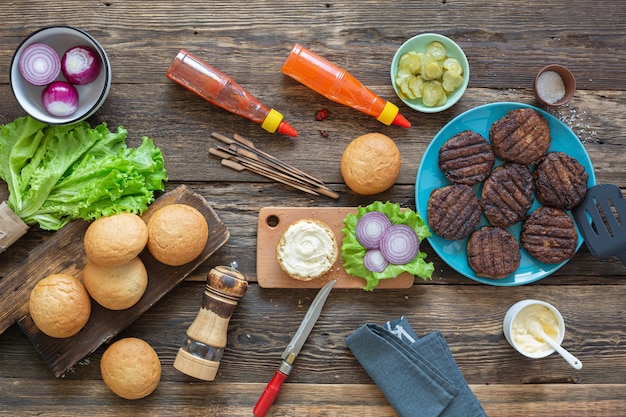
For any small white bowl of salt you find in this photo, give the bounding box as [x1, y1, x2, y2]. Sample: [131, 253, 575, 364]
[533, 64, 576, 106]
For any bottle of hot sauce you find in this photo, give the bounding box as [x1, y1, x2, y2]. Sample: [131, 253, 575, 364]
[281, 43, 410, 128]
[166, 49, 297, 137]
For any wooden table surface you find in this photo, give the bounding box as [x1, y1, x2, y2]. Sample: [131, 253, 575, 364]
[1, 1, 625, 416]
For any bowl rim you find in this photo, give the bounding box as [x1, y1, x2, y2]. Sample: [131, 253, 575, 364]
[503, 299, 566, 359]
[9, 25, 112, 125]
[390, 32, 469, 113]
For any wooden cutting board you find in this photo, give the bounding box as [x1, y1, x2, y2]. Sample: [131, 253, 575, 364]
[257, 207, 414, 289]
[0, 185, 229, 377]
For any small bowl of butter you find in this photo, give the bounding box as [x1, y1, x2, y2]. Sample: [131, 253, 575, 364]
[503, 299, 566, 359]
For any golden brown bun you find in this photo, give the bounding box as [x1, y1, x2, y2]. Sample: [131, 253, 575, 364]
[147, 204, 208, 266]
[83, 257, 148, 310]
[100, 337, 161, 400]
[276, 218, 338, 281]
[84, 213, 148, 267]
[29, 273, 91, 338]
[340, 132, 401, 195]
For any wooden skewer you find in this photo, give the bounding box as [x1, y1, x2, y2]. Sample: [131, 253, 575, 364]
[227, 144, 331, 191]
[220, 159, 321, 197]
[211, 147, 340, 199]
[209, 132, 339, 199]
[212, 132, 327, 187]
[232, 133, 325, 185]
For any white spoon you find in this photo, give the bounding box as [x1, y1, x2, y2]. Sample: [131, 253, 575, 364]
[528, 319, 583, 370]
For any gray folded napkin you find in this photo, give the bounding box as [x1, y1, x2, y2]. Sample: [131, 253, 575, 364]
[345, 317, 486, 417]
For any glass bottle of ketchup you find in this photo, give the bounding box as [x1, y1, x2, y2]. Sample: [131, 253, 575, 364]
[281, 43, 410, 128]
[166, 49, 297, 137]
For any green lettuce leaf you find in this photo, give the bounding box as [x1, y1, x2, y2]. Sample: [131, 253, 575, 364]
[341, 201, 434, 290]
[0, 116, 167, 231]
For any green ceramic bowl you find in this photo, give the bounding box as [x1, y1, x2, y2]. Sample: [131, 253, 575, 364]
[391, 33, 469, 113]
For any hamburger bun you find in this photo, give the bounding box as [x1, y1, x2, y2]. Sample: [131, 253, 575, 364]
[146, 204, 208, 266]
[276, 218, 338, 281]
[100, 337, 161, 400]
[29, 273, 91, 338]
[340, 132, 401, 195]
[83, 257, 148, 310]
[84, 213, 148, 267]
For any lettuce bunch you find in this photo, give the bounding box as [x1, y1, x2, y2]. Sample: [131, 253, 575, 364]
[0, 116, 167, 231]
[341, 201, 434, 290]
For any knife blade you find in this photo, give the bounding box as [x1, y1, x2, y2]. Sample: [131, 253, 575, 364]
[253, 279, 337, 417]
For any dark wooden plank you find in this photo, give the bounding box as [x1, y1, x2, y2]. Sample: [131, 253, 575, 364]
[0, 1, 624, 90]
[0, 380, 625, 417]
[4, 181, 626, 286]
[5, 281, 626, 386]
[0, 0, 625, 415]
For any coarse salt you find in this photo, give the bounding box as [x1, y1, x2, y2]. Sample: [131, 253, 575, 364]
[536, 70, 566, 104]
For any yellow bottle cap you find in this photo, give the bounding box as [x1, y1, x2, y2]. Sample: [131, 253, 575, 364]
[261, 109, 284, 133]
[377, 101, 400, 125]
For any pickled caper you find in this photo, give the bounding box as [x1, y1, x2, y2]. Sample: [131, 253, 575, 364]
[398, 51, 420, 74]
[442, 58, 463, 75]
[426, 41, 447, 61]
[422, 61, 443, 81]
[397, 77, 416, 99]
[408, 75, 425, 98]
[443, 71, 464, 92]
[421, 81, 445, 107]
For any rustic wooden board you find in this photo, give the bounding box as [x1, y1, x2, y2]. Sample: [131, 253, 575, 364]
[257, 207, 414, 289]
[0, 185, 229, 377]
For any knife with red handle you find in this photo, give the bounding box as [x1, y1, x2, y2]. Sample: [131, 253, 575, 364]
[253, 279, 336, 417]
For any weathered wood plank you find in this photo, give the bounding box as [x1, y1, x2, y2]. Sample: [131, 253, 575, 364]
[3, 283, 623, 386]
[0, 0, 625, 415]
[0, 379, 624, 417]
[0, 1, 624, 90]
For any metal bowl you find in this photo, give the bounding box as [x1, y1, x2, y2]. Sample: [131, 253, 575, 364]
[10, 26, 112, 125]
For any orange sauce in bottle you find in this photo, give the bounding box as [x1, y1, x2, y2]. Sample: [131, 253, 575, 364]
[167, 49, 297, 137]
[281, 43, 410, 128]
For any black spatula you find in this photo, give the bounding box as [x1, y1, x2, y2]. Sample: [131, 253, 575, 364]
[572, 184, 626, 266]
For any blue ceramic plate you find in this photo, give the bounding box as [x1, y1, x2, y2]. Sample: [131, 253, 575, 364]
[415, 102, 596, 286]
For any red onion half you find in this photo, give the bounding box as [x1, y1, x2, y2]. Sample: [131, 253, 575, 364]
[61, 45, 102, 85]
[42, 81, 79, 116]
[355, 211, 392, 249]
[18, 43, 61, 86]
[379, 224, 420, 265]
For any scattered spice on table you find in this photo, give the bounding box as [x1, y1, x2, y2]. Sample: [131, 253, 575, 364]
[315, 108, 329, 121]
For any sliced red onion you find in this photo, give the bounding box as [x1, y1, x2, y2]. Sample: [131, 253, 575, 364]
[355, 211, 392, 249]
[61, 45, 102, 85]
[18, 43, 61, 86]
[42, 81, 79, 117]
[363, 249, 389, 272]
[379, 224, 420, 265]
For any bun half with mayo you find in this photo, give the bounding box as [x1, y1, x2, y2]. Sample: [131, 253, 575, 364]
[276, 218, 338, 281]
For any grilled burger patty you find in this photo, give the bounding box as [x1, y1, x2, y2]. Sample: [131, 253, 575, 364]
[481, 163, 534, 228]
[489, 108, 551, 165]
[428, 184, 481, 240]
[467, 226, 520, 279]
[438, 130, 495, 186]
[534, 151, 589, 210]
[520, 206, 578, 264]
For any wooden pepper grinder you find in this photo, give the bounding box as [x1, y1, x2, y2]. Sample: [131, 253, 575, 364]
[173, 264, 248, 381]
